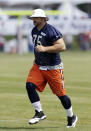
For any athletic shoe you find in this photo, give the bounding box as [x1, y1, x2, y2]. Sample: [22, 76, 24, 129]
[67, 114, 78, 128]
[29, 110, 46, 124]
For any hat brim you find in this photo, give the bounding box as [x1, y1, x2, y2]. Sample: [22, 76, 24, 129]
[28, 16, 49, 21]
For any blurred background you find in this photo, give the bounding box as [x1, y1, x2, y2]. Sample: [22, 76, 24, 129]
[0, 1, 91, 130]
[0, 0, 91, 54]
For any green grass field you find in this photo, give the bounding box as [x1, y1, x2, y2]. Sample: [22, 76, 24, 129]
[0, 51, 91, 131]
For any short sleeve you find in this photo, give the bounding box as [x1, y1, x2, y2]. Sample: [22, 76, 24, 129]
[47, 25, 62, 43]
[31, 28, 34, 37]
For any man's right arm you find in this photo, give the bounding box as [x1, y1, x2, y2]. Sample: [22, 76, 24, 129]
[35, 38, 66, 53]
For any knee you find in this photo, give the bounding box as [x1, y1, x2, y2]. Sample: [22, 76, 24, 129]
[26, 82, 40, 103]
[59, 95, 68, 101]
[26, 82, 36, 91]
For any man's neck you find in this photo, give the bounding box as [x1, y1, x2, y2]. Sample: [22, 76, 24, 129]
[37, 22, 46, 31]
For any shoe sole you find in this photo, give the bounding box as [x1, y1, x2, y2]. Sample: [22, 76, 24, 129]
[67, 116, 78, 128]
[29, 115, 46, 124]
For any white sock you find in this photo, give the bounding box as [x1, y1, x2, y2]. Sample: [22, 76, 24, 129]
[32, 101, 42, 112]
[66, 106, 73, 117]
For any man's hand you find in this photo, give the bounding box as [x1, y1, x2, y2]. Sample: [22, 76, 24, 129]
[35, 38, 66, 53]
[35, 45, 46, 52]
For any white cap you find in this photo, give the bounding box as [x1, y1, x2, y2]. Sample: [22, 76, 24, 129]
[29, 9, 49, 21]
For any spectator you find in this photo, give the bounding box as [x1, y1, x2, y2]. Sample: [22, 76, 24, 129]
[0, 35, 4, 52]
[64, 34, 73, 50]
[78, 33, 90, 51]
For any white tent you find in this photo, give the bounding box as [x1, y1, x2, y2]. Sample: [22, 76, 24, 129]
[7, 0, 64, 6]
[0, 0, 91, 7]
[6, 0, 91, 6]
[58, 2, 88, 19]
[70, 0, 91, 5]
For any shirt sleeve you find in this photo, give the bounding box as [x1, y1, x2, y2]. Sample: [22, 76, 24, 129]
[48, 26, 63, 43]
[31, 29, 33, 37]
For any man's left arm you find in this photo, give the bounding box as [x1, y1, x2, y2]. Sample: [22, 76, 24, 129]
[35, 38, 66, 53]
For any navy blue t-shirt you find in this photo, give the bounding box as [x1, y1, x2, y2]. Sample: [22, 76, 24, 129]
[31, 23, 62, 66]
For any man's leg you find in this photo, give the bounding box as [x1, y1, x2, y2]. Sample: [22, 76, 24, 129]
[58, 95, 78, 128]
[26, 82, 46, 124]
